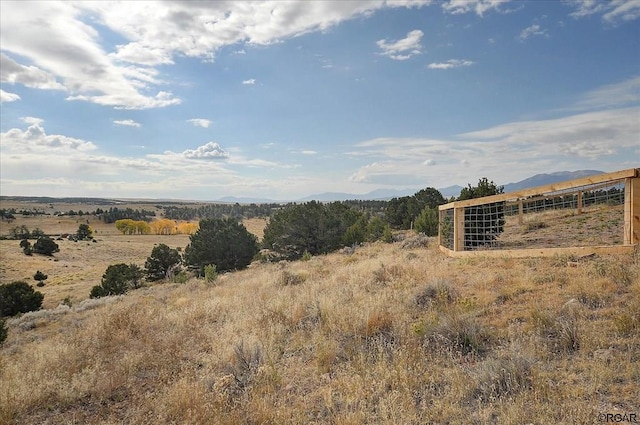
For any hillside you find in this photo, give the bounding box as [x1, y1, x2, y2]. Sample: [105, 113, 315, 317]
[1, 237, 638, 424]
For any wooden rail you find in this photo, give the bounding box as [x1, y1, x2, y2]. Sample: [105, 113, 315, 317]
[438, 168, 640, 257]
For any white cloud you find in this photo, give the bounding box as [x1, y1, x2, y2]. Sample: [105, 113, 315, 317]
[518, 24, 549, 41]
[459, 107, 639, 159]
[301, 150, 318, 155]
[566, 0, 640, 23]
[572, 75, 640, 110]
[242, 79, 256, 85]
[21, 117, 44, 125]
[377, 30, 423, 60]
[0, 2, 180, 109]
[347, 106, 638, 187]
[66, 91, 180, 110]
[1, 123, 97, 153]
[441, 0, 511, 16]
[181, 142, 229, 160]
[114, 119, 141, 127]
[427, 59, 475, 69]
[0, 1, 439, 109]
[0, 89, 21, 102]
[0, 54, 66, 90]
[188, 118, 213, 128]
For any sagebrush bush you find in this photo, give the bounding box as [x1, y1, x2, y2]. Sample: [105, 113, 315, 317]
[415, 279, 458, 309]
[470, 354, 533, 403]
[426, 313, 493, 356]
[227, 341, 264, 391]
[278, 270, 306, 286]
[529, 308, 581, 355]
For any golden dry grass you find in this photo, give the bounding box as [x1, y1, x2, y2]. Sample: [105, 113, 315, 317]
[0, 200, 268, 308]
[1, 231, 639, 424]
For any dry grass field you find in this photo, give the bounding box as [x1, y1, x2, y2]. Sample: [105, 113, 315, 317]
[1, 200, 639, 424]
[0, 198, 268, 308]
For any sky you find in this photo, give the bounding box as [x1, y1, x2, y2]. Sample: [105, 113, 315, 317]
[1, 0, 639, 201]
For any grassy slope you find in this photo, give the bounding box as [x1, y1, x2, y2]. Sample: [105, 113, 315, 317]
[1, 237, 638, 424]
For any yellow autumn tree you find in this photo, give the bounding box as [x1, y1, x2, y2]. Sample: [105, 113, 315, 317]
[114, 219, 151, 235]
[151, 219, 177, 235]
[176, 222, 199, 235]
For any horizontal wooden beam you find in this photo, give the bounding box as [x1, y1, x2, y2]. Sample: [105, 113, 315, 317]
[438, 244, 636, 258]
[439, 168, 638, 210]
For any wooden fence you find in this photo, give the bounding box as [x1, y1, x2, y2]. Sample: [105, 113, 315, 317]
[438, 168, 639, 258]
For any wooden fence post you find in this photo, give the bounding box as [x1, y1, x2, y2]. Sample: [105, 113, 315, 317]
[625, 175, 640, 246]
[454, 207, 465, 252]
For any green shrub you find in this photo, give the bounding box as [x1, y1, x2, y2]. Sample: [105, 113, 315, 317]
[90, 264, 143, 298]
[20, 239, 32, 255]
[90, 285, 107, 299]
[33, 270, 48, 286]
[414, 207, 439, 236]
[382, 226, 394, 243]
[0, 281, 44, 317]
[172, 270, 189, 284]
[32, 236, 59, 256]
[76, 223, 93, 240]
[0, 318, 7, 346]
[204, 264, 218, 283]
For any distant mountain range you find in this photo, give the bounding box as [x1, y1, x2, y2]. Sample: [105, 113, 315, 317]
[501, 170, 604, 193]
[217, 170, 605, 203]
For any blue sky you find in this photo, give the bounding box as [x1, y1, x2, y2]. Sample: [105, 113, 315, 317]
[1, 0, 638, 201]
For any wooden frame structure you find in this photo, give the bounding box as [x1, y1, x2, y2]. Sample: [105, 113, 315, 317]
[438, 168, 640, 258]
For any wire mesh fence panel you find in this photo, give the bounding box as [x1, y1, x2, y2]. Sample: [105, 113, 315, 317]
[495, 181, 625, 250]
[438, 170, 637, 255]
[439, 208, 455, 251]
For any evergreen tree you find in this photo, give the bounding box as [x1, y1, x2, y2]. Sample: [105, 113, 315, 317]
[33, 270, 48, 287]
[0, 281, 44, 317]
[184, 218, 258, 275]
[32, 237, 59, 256]
[458, 178, 505, 248]
[145, 244, 182, 281]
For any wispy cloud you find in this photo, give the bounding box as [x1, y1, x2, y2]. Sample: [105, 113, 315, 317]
[427, 59, 475, 69]
[0, 89, 21, 102]
[347, 106, 638, 186]
[242, 79, 256, 85]
[441, 0, 511, 16]
[571, 75, 640, 110]
[188, 118, 212, 128]
[566, 0, 640, 23]
[377, 29, 423, 60]
[114, 119, 141, 127]
[518, 24, 549, 41]
[21, 117, 44, 125]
